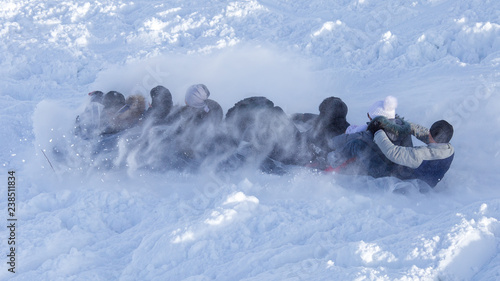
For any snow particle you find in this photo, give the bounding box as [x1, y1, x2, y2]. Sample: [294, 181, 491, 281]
[479, 204, 487, 214]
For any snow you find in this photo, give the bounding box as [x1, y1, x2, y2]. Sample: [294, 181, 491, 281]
[1, 0, 500, 280]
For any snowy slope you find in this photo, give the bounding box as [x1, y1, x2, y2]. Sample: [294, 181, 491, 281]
[1, 0, 500, 280]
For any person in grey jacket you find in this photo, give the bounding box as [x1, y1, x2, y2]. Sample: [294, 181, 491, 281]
[373, 119, 455, 187]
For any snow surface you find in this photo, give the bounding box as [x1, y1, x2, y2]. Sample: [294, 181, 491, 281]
[1, 0, 500, 280]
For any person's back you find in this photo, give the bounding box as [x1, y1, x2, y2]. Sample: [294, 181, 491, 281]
[164, 84, 226, 171]
[373, 119, 455, 187]
[407, 153, 455, 187]
[224, 96, 275, 142]
[219, 96, 307, 173]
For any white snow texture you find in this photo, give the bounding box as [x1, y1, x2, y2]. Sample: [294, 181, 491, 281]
[1, 0, 500, 280]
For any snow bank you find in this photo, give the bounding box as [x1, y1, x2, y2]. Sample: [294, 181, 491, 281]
[1, 0, 499, 280]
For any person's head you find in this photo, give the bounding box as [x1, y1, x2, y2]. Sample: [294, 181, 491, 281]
[318, 97, 348, 119]
[317, 96, 350, 137]
[102, 91, 126, 108]
[368, 96, 397, 120]
[88, 91, 104, 103]
[185, 84, 210, 112]
[429, 120, 454, 143]
[150, 85, 173, 110]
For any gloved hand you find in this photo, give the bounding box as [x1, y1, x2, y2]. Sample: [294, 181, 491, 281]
[367, 118, 384, 134]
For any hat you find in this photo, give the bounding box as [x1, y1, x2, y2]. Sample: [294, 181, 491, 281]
[368, 96, 398, 119]
[102, 91, 126, 108]
[185, 84, 210, 112]
[318, 97, 348, 119]
[430, 120, 454, 143]
[150, 85, 173, 109]
[88, 91, 104, 103]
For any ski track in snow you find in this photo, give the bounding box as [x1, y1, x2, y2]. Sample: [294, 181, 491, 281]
[1, 0, 500, 280]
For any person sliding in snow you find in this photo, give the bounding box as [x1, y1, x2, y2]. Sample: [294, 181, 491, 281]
[75, 91, 104, 140]
[91, 91, 145, 159]
[304, 97, 351, 153]
[324, 96, 412, 174]
[99, 91, 146, 135]
[218, 96, 309, 174]
[291, 96, 350, 169]
[143, 85, 173, 125]
[119, 84, 224, 172]
[163, 84, 224, 171]
[371, 119, 455, 187]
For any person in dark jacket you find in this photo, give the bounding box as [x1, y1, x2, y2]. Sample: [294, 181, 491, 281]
[219, 96, 309, 174]
[143, 85, 173, 125]
[118, 84, 224, 172]
[92, 91, 146, 160]
[161, 84, 225, 171]
[99, 91, 127, 135]
[373, 119, 455, 187]
[170, 84, 223, 131]
[305, 97, 350, 151]
[294, 97, 350, 169]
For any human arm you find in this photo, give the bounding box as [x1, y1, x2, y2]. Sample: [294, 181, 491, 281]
[409, 122, 430, 144]
[373, 130, 423, 168]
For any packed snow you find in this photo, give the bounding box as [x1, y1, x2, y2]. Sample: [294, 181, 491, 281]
[1, 0, 500, 280]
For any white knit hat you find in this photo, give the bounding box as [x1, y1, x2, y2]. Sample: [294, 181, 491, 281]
[185, 84, 210, 112]
[368, 96, 398, 119]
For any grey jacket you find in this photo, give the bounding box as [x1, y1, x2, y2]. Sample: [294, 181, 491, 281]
[373, 130, 454, 169]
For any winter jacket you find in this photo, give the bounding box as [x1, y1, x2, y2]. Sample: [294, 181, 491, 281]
[327, 116, 412, 169]
[374, 129, 455, 187]
[219, 97, 311, 173]
[304, 97, 350, 154]
[101, 94, 146, 135]
[293, 97, 350, 167]
[158, 99, 225, 171]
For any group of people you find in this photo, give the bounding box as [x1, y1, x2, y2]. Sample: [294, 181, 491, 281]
[74, 84, 455, 188]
